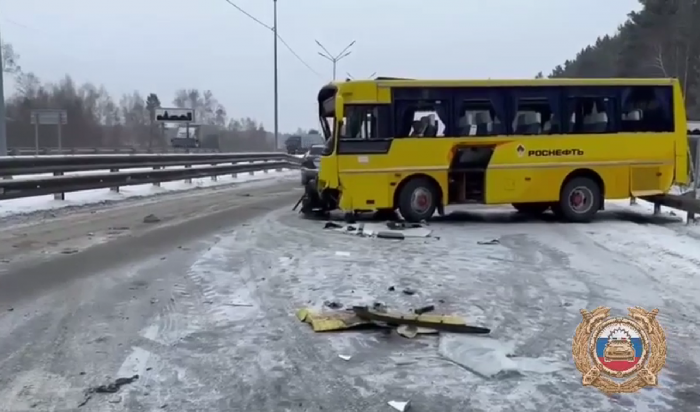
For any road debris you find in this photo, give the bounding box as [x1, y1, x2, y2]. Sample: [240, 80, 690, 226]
[397, 325, 439, 338]
[296, 308, 375, 332]
[61, 248, 79, 254]
[143, 214, 161, 224]
[298, 304, 490, 335]
[402, 288, 416, 296]
[323, 300, 343, 309]
[438, 335, 566, 378]
[477, 239, 499, 245]
[413, 305, 434, 315]
[79, 374, 139, 407]
[386, 221, 423, 230]
[376, 231, 405, 240]
[338, 354, 352, 361]
[324, 221, 343, 229]
[388, 400, 411, 411]
[335, 251, 351, 256]
[352, 306, 491, 334]
[322, 221, 431, 239]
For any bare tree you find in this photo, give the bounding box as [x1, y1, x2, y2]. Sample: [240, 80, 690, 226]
[1, 40, 21, 74]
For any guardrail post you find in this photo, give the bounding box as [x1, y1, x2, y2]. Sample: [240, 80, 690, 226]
[630, 196, 636, 205]
[652, 203, 660, 215]
[211, 164, 217, 181]
[153, 166, 161, 187]
[110, 168, 120, 192]
[53, 171, 65, 200]
[185, 165, 192, 183]
[231, 163, 237, 179]
[263, 160, 269, 174]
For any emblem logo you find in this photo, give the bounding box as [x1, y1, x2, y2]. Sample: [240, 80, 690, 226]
[516, 144, 525, 157]
[572, 307, 667, 394]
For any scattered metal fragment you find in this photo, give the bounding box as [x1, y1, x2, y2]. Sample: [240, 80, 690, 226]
[477, 239, 499, 245]
[324, 221, 343, 229]
[386, 221, 422, 230]
[93, 375, 139, 394]
[61, 248, 79, 255]
[79, 375, 139, 407]
[372, 302, 388, 313]
[402, 288, 416, 296]
[388, 286, 396, 291]
[388, 400, 411, 411]
[413, 305, 434, 315]
[296, 308, 374, 332]
[376, 231, 405, 240]
[338, 354, 352, 361]
[396, 325, 418, 339]
[352, 306, 491, 334]
[143, 214, 161, 224]
[324, 300, 343, 309]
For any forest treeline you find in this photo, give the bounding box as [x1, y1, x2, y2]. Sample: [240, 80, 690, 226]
[537, 0, 700, 119]
[1, 41, 277, 151]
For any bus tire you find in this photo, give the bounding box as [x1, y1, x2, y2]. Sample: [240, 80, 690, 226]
[558, 177, 602, 223]
[397, 177, 438, 222]
[512, 202, 549, 215]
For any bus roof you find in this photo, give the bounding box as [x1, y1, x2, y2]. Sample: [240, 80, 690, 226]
[327, 78, 676, 89]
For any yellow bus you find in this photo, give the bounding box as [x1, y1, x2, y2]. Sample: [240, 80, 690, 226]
[301, 78, 689, 223]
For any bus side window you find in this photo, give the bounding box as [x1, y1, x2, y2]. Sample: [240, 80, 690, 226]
[458, 100, 503, 136]
[511, 98, 555, 135]
[342, 105, 392, 139]
[620, 86, 674, 133]
[565, 91, 615, 134]
[394, 100, 449, 138]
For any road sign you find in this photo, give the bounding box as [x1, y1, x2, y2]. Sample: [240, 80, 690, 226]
[30, 109, 67, 125]
[155, 108, 195, 123]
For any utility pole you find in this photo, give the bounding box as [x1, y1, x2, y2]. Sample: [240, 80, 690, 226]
[346, 71, 376, 80]
[272, 0, 279, 151]
[0, 26, 7, 156]
[315, 40, 355, 81]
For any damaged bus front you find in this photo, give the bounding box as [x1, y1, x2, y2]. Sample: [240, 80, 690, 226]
[298, 84, 342, 215]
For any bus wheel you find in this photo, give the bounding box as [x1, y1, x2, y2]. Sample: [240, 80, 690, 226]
[558, 177, 602, 223]
[512, 202, 549, 215]
[398, 178, 438, 222]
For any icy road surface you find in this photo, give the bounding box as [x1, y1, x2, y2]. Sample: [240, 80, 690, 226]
[1, 202, 699, 411]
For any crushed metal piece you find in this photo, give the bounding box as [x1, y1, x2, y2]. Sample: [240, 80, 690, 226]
[413, 305, 434, 315]
[324, 300, 343, 309]
[352, 306, 490, 334]
[388, 400, 411, 411]
[477, 239, 499, 245]
[143, 214, 161, 224]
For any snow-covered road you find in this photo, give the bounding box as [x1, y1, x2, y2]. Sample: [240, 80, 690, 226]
[0, 199, 699, 411]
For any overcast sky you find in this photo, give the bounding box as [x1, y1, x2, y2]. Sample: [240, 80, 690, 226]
[2, 0, 641, 132]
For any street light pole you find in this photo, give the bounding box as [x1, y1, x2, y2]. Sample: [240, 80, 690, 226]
[0, 27, 8, 156]
[272, 0, 279, 151]
[315, 40, 355, 81]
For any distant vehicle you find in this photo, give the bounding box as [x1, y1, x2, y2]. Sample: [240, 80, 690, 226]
[300, 144, 324, 186]
[301, 77, 689, 222]
[286, 132, 324, 154]
[285, 135, 302, 154]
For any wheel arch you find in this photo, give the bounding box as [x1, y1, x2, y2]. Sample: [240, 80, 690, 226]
[560, 168, 605, 210]
[392, 173, 443, 209]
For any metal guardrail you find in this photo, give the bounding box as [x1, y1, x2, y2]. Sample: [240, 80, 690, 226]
[0, 153, 301, 201]
[8, 147, 223, 155]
